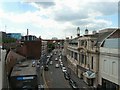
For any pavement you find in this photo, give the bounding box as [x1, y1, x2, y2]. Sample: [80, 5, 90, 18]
[62, 54, 93, 90]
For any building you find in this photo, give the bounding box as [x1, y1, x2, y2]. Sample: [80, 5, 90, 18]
[65, 27, 119, 88]
[41, 40, 48, 57]
[21, 35, 37, 41]
[16, 40, 42, 60]
[0, 31, 6, 43]
[9, 60, 38, 89]
[0, 46, 9, 89]
[66, 27, 82, 84]
[77, 33, 99, 87]
[99, 29, 120, 90]
[7, 33, 21, 40]
[63, 37, 70, 56]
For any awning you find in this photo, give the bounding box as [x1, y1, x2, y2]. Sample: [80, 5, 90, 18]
[83, 70, 96, 79]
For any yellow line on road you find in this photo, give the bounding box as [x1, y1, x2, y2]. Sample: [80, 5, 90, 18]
[43, 69, 49, 89]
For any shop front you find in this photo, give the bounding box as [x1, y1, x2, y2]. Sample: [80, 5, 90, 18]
[102, 78, 119, 90]
[83, 70, 96, 86]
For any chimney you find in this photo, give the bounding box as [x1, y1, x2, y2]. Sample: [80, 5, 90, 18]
[27, 29, 29, 36]
[77, 27, 80, 37]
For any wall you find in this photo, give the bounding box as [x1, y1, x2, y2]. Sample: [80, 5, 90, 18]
[6, 50, 25, 75]
[16, 40, 41, 60]
[0, 49, 7, 89]
[99, 47, 119, 85]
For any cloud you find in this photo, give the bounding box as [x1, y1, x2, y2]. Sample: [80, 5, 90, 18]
[87, 2, 118, 16]
[54, 2, 117, 22]
[35, 2, 55, 8]
[0, 1, 118, 39]
[72, 18, 112, 27]
[54, 8, 88, 22]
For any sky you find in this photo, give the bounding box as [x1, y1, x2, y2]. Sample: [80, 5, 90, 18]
[0, 0, 119, 39]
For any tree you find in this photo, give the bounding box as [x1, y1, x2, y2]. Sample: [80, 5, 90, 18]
[47, 43, 55, 52]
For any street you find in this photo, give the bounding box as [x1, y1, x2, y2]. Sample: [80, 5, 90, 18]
[43, 49, 91, 89]
[44, 49, 71, 88]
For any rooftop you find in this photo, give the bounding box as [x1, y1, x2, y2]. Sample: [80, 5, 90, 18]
[11, 60, 37, 76]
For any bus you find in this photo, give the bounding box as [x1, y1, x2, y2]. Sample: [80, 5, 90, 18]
[10, 60, 38, 90]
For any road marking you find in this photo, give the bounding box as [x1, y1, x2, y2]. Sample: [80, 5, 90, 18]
[43, 69, 49, 89]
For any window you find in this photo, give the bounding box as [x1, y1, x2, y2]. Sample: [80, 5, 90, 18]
[84, 41, 87, 47]
[79, 54, 81, 64]
[81, 54, 84, 64]
[71, 51, 73, 58]
[84, 55, 87, 65]
[91, 41, 94, 49]
[112, 61, 116, 75]
[91, 56, 93, 69]
[103, 38, 120, 49]
[75, 52, 77, 60]
[103, 60, 107, 72]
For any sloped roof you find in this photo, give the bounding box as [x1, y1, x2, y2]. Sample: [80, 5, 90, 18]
[95, 29, 116, 46]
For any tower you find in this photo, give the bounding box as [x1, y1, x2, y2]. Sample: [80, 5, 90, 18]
[77, 27, 80, 37]
[27, 29, 29, 36]
[85, 27, 88, 35]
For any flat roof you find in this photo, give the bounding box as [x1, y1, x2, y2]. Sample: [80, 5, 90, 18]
[11, 60, 37, 76]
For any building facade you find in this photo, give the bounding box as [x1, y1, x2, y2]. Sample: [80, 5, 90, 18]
[21, 35, 37, 41]
[0, 48, 8, 89]
[99, 29, 120, 90]
[7, 33, 21, 40]
[77, 34, 99, 87]
[65, 28, 119, 88]
[0, 31, 6, 43]
[41, 40, 48, 57]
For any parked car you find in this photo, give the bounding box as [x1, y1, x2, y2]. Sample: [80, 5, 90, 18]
[64, 72, 70, 80]
[47, 55, 51, 58]
[37, 64, 40, 68]
[60, 61, 63, 64]
[50, 61, 53, 65]
[62, 66, 67, 72]
[55, 64, 59, 68]
[60, 63, 63, 67]
[59, 56, 62, 59]
[32, 64, 35, 67]
[44, 65, 49, 71]
[55, 58, 58, 61]
[54, 52, 56, 55]
[69, 79, 78, 89]
[38, 84, 44, 90]
[59, 59, 62, 62]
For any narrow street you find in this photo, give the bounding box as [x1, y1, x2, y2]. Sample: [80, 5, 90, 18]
[44, 50, 71, 88]
[43, 49, 91, 89]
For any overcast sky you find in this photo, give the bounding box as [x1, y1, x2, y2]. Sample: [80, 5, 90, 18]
[0, 0, 119, 39]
